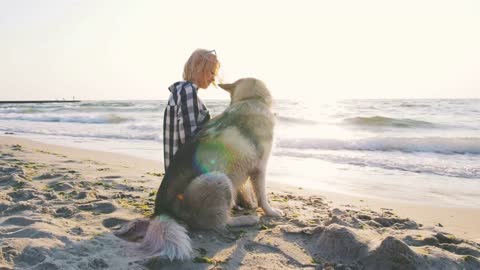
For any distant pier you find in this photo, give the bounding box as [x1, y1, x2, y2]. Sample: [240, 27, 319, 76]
[0, 100, 81, 104]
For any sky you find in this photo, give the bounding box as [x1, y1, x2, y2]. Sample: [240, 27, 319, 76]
[1, 0, 479, 100]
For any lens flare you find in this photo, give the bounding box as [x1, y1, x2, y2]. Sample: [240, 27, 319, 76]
[193, 139, 234, 174]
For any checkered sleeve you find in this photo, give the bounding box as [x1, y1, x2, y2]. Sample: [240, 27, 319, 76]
[177, 83, 200, 144]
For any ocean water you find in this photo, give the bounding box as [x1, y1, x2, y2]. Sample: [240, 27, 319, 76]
[1, 99, 479, 207]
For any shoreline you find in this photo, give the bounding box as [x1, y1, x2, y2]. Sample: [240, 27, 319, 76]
[0, 100, 80, 104]
[1, 135, 479, 269]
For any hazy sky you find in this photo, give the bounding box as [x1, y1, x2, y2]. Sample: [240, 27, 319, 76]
[1, 0, 479, 100]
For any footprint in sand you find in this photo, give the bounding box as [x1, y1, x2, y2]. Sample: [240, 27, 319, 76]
[1, 216, 42, 226]
[33, 173, 64, 180]
[48, 181, 75, 192]
[3, 202, 39, 215]
[0, 166, 23, 176]
[77, 201, 116, 214]
[7, 189, 40, 202]
[74, 190, 99, 201]
[0, 227, 54, 239]
[68, 226, 84, 235]
[54, 206, 78, 218]
[0, 174, 30, 188]
[101, 217, 130, 229]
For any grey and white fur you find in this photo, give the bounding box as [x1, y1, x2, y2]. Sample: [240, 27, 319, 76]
[114, 78, 283, 260]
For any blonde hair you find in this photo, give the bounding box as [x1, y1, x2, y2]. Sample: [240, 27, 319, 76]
[183, 49, 220, 88]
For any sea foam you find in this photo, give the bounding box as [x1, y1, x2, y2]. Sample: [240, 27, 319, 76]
[276, 137, 480, 155]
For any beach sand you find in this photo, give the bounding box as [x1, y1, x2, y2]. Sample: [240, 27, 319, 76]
[0, 135, 479, 269]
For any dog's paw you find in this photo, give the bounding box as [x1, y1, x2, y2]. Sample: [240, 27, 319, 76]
[265, 207, 284, 217]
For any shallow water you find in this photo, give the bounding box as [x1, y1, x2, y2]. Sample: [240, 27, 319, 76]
[1, 99, 479, 207]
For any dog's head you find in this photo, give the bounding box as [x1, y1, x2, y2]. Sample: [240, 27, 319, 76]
[218, 78, 272, 107]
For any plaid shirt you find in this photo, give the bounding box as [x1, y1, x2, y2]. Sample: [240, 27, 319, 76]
[163, 81, 210, 170]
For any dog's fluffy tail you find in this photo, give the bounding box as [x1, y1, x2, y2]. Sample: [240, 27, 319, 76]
[114, 215, 192, 261]
[139, 215, 192, 261]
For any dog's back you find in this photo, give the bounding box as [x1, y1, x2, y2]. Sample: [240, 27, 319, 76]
[154, 78, 275, 229]
[115, 78, 280, 261]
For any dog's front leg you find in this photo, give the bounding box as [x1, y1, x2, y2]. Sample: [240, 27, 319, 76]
[250, 169, 284, 217]
[235, 179, 258, 210]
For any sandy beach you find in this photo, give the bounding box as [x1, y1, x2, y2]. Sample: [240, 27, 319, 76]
[0, 135, 479, 270]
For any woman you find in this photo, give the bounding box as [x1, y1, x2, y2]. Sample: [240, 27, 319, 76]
[163, 49, 220, 170]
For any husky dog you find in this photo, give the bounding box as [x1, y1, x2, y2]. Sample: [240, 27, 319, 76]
[115, 78, 283, 260]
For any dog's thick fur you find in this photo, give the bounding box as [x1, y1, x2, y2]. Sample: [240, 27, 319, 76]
[115, 78, 282, 260]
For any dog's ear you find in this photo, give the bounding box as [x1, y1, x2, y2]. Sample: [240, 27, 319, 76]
[218, 82, 235, 92]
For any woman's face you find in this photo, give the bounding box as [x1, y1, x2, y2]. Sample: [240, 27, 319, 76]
[198, 68, 217, 89]
[206, 70, 216, 87]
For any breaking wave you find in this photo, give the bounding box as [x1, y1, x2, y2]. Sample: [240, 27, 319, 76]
[344, 116, 435, 128]
[276, 137, 480, 155]
[0, 113, 131, 124]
